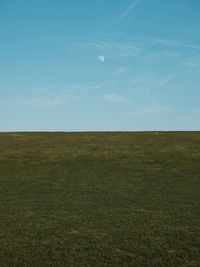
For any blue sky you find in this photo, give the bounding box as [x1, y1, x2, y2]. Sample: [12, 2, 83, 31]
[0, 0, 200, 131]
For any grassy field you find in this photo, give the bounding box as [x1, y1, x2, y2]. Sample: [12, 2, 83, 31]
[0, 132, 199, 266]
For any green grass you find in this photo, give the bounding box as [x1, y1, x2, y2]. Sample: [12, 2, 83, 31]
[0, 132, 199, 266]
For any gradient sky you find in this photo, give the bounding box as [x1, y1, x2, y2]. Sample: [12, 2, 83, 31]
[1, 0, 200, 131]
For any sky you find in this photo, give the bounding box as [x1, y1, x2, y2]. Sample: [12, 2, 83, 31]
[0, 0, 200, 131]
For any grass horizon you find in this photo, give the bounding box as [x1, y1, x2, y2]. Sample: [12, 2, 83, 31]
[0, 132, 199, 266]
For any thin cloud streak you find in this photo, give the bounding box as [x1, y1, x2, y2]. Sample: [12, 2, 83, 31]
[145, 37, 200, 50]
[110, 0, 142, 28]
[88, 40, 143, 59]
[104, 93, 131, 103]
[125, 106, 168, 118]
[6, 84, 101, 108]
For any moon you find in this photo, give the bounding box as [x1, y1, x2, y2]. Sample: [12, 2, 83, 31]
[98, 55, 105, 62]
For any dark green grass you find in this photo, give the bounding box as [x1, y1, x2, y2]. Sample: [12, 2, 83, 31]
[0, 132, 199, 266]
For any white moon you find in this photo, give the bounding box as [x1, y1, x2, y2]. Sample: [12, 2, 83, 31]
[98, 55, 105, 62]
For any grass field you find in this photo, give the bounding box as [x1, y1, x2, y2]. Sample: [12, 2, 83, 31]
[0, 132, 199, 266]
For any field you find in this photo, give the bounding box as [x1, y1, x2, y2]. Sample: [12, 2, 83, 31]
[0, 132, 199, 266]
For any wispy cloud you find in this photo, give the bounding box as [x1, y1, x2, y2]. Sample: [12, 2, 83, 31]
[125, 106, 167, 118]
[7, 84, 100, 108]
[88, 40, 143, 59]
[110, 0, 142, 28]
[85, 33, 200, 64]
[157, 74, 176, 87]
[128, 73, 175, 90]
[76, 29, 200, 65]
[189, 62, 198, 67]
[7, 94, 74, 108]
[104, 93, 131, 103]
[112, 67, 128, 77]
[145, 37, 200, 50]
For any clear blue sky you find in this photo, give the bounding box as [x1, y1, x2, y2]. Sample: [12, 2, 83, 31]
[1, 0, 200, 131]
